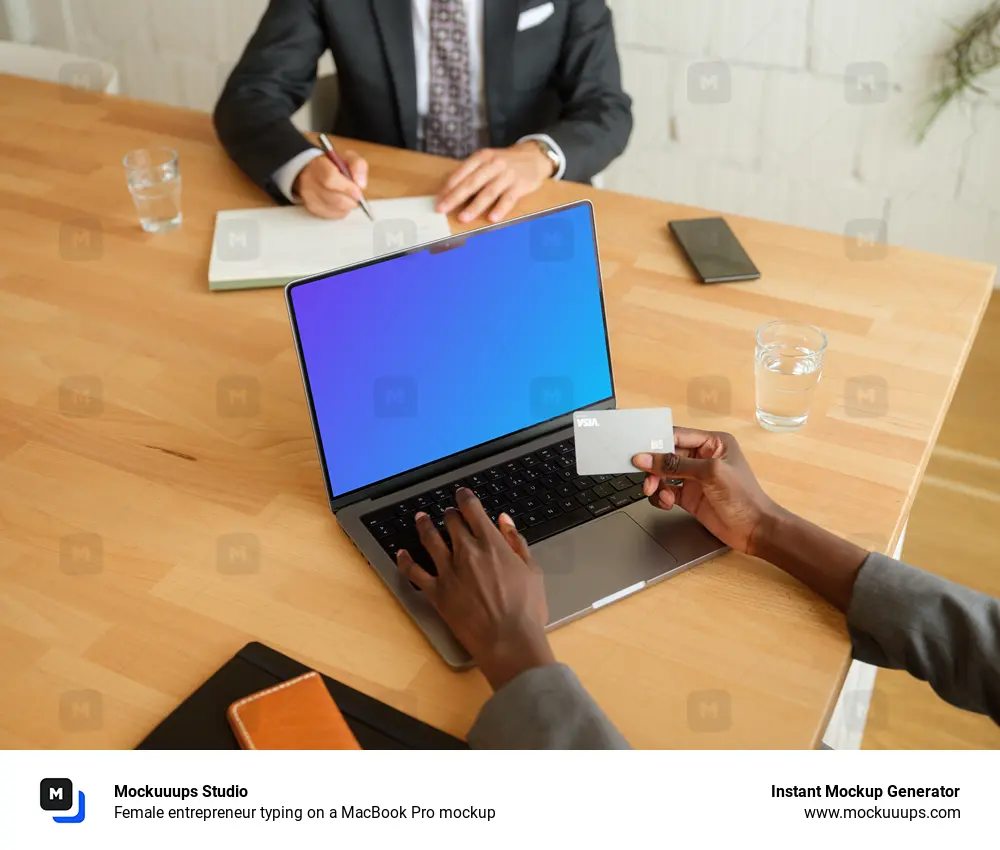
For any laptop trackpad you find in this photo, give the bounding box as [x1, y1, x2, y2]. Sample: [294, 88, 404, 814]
[533, 512, 679, 625]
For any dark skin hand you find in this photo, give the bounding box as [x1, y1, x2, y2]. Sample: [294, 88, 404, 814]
[393, 428, 869, 691]
[632, 427, 869, 612]
[632, 427, 778, 556]
[396, 487, 555, 690]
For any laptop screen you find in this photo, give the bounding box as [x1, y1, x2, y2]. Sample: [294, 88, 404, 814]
[288, 202, 613, 499]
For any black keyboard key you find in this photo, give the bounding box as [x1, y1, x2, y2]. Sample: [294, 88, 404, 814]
[364, 507, 396, 527]
[507, 486, 527, 501]
[592, 474, 614, 483]
[540, 460, 560, 474]
[592, 482, 614, 498]
[576, 489, 598, 505]
[487, 510, 501, 524]
[371, 523, 392, 539]
[555, 440, 574, 454]
[391, 517, 411, 535]
[524, 511, 545, 526]
[519, 496, 541, 510]
[626, 485, 647, 502]
[541, 473, 561, 489]
[609, 492, 632, 509]
[505, 504, 523, 519]
[394, 500, 417, 517]
[556, 455, 575, 469]
[522, 468, 540, 481]
[538, 447, 556, 460]
[588, 498, 613, 517]
[504, 461, 521, 474]
[558, 497, 578, 512]
[522, 507, 591, 545]
[508, 473, 526, 486]
[486, 467, 504, 481]
[472, 484, 490, 499]
[428, 502, 446, 517]
[400, 540, 438, 578]
[414, 493, 435, 509]
[610, 476, 633, 492]
[467, 472, 487, 486]
[542, 504, 561, 520]
[484, 495, 506, 510]
[627, 472, 647, 484]
[521, 453, 540, 467]
[556, 483, 576, 497]
[383, 539, 403, 558]
[523, 482, 540, 495]
[431, 488, 449, 502]
[486, 481, 504, 495]
[557, 469, 575, 481]
[572, 477, 594, 491]
[538, 490, 556, 504]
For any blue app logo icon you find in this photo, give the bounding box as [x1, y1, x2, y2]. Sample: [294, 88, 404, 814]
[40, 778, 86, 823]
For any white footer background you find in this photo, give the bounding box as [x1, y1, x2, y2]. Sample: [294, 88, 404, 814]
[1, 750, 990, 848]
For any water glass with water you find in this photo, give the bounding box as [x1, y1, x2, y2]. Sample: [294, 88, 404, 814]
[123, 147, 182, 233]
[754, 321, 827, 432]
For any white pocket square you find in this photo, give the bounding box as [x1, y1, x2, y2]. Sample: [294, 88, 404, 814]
[517, 2, 555, 32]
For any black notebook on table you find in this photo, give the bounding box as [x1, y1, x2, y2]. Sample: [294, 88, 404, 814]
[137, 641, 467, 750]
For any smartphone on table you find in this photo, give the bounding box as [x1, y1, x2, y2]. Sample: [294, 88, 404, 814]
[668, 217, 761, 283]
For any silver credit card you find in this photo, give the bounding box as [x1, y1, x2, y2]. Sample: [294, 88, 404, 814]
[573, 408, 675, 475]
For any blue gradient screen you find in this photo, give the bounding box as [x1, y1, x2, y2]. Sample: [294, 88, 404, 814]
[289, 203, 613, 497]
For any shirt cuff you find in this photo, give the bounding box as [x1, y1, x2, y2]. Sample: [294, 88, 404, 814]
[272, 148, 324, 203]
[518, 133, 566, 181]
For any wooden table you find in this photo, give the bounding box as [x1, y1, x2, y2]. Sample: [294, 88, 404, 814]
[0, 76, 994, 749]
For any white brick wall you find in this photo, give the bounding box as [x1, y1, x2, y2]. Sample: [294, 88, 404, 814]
[606, 0, 1000, 271]
[7, 0, 1000, 271]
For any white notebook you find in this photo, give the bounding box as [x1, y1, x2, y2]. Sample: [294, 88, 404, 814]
[208, 196, 452, 291]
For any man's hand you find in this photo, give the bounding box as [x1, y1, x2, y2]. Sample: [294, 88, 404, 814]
[294, 151, 368, 219]
[632, 428, 779, 556]
[395, 488, 554, 690]
[436, 142, 554, 224]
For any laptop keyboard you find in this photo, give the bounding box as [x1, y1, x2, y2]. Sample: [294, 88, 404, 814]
[359, 438, 649, 577]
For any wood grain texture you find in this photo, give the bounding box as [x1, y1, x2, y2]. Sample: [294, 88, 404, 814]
[863, 297, 1000, 750]
[0, 76, 994, 749]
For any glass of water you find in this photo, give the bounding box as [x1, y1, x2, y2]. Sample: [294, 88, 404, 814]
[123, 147, 182, 233]
[755, 320, 827, 432]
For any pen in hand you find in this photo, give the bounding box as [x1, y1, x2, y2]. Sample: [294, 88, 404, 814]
[317, 133, 375, 222]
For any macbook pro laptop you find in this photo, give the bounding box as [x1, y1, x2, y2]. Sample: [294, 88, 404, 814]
[285, 201, 727, 668]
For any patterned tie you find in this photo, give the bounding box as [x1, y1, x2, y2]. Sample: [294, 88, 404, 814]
[425, 0, 478, 160]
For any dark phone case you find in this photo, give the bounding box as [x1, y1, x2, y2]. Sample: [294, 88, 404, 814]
[669, 218, 761, 283]
[137, 641, 467, 750]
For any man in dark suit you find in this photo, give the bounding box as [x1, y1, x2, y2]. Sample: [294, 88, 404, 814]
[214, 0, 632, 223]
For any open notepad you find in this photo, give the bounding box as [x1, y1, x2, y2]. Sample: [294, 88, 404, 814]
[208, 196, 452, 291]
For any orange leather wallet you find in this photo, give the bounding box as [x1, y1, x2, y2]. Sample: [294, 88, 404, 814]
[227, 670, 362, 750]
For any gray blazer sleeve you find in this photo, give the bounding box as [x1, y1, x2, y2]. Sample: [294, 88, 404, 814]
[848, 552, 1000, 723]
[467, 664, 629, 749]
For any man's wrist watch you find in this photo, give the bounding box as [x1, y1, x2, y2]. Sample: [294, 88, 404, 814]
[531, 138, 561, 177]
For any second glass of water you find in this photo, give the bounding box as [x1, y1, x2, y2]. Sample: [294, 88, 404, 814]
[123, 147, 182, 233]
[755, 321, 827, 432]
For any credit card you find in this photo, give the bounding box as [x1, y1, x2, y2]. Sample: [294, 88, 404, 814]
[572, 408, 674, 475]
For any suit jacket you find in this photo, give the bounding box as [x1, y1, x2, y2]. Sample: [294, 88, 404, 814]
[467, 552, 1000, 747]
[214, 0, 633, 203]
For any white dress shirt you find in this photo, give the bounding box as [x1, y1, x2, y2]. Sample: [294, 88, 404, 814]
[273, 0, 566, 202]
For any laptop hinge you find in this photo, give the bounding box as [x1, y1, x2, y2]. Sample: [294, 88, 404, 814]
[328, 401, 614, 514]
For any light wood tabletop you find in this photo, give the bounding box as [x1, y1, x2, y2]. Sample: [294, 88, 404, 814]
[0, 75, 994, 749]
